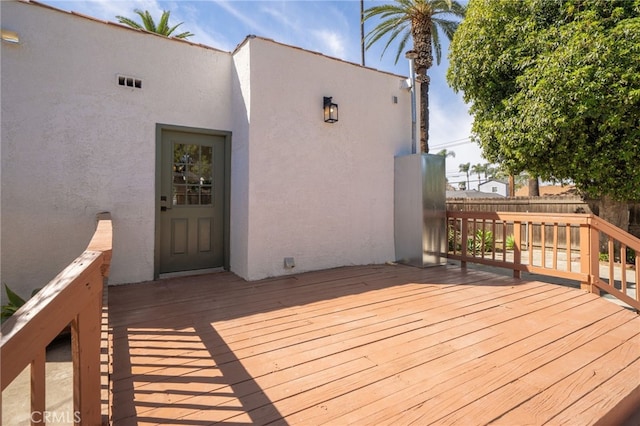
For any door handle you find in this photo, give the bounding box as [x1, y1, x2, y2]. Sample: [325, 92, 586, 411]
[160, 195, 171, 211]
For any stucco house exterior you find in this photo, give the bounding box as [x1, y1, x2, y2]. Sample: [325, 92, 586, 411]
[1, 0, 412, 296]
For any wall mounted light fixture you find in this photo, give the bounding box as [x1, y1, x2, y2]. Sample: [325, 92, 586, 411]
[1, 29, 20, 44]
[323, 97, 338, 123]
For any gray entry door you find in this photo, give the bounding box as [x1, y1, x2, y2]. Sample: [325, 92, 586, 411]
[159, 130, 225, 274]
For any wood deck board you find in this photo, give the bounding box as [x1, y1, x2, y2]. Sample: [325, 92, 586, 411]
[108, 264, 640, 425]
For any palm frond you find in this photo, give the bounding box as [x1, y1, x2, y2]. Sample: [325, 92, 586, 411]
[173, 31, 195, 39]
[364, 0, 464, 66]
[115, 8, 193, 39]
[431, 22, 443, 65]
[116, 15, 143, 30]
[157, 11, 171, 35]
[136, 9, 157, 33]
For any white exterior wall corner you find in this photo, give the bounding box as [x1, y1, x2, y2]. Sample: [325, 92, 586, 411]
[229, 41, 252, 279]
[1, 1, 233, 295]
[242, 37, 412, 280]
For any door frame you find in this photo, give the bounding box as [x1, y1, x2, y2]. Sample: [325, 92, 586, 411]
[154, 123, 231, 279]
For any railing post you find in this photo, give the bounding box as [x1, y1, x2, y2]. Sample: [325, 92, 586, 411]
[513, 221, 521, 279]
[71, 267, 104, 426]
[31, 349, 46, 425]
[579, 223, 601, 295]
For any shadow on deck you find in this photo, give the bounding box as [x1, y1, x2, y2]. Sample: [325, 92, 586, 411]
[108, 264, 640, 425]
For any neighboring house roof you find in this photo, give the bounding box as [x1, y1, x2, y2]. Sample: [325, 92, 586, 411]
[447, 190, 505, 199]
[478, 179, 508, 187]
[515, 185, 577, 197]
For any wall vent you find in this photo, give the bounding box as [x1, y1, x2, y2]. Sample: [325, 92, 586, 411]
[117, 74, 142, 89]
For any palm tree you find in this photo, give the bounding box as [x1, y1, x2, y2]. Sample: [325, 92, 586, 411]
[471, 163, 484, 184]
[458, 162, 470, 189]
[116, 9, 194, 39]
[436, 149, 455, 158]
[364, 0, 465, 153]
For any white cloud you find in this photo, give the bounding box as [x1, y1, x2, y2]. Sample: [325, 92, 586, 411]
[260, 3, 300, 32]
[214, 0, 271, 36]
[311, 29, 346, 59]
[82, 0, 164, 22]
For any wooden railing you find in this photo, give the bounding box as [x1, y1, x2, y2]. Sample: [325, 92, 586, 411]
[1, 213, 112, 425]
[447, 211, 640, 312]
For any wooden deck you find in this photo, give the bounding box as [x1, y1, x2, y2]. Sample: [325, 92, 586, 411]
[108, 264, 640, 425]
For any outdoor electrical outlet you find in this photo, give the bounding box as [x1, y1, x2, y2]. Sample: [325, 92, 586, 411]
[284, 257, 295, 269]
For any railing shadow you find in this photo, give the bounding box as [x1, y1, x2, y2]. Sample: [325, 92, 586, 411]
[110, 317, 285, 424]
[108, 264, 501, 424]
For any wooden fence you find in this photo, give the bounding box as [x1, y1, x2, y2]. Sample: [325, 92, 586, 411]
[447, 196, 640, 240]
[0, 213, 112, 425]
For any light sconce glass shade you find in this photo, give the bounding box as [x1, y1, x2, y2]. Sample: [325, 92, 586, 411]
[1, 29, 20, 44]
[323, 97, 338, 123]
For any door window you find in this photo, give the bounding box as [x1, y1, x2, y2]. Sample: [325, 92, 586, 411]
[172, 143, 213, 206]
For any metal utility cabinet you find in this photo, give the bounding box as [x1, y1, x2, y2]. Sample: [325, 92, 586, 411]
[394, 153, 447, 267]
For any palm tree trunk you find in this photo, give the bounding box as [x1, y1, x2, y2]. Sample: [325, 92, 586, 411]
[420, 77, 429, 153]
[412, 14, 432, 154]
[360, 0, 365, 66]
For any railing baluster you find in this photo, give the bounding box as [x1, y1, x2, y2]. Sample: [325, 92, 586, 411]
[454, 218, 460, 256]
[528, 221, 534, 266]
[636, 252, 639, 303]
[481, 218, 486, 259]
[553, 223, 558, 270]
[591, 227, 601, 296]
[620, 245, 627, 295]
[461, 217, 468, 268]
[502, 221, 507, 262]
[566, 224, 572, 273]
[491, 219, 496, 261]
[608, 237, 615, 286]
[541, 222, 546, 268]
[472, 218, 477, 258]
[31, 349, 46, 426]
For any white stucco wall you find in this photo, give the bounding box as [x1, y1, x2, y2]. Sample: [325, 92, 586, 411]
[2, 2, 413, 293]
[236, 38, 412, 280]
[1, 1, 233, 295]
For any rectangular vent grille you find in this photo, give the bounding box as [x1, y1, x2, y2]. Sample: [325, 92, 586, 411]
[117, 75, 142, 89]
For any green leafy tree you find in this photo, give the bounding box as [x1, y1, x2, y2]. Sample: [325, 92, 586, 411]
[447, 0, 640, 226]
[364, 0, 465, 153]
[116, 9, 194, 39]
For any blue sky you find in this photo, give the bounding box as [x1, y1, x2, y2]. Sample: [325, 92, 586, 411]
[41, 0, 484, 186]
